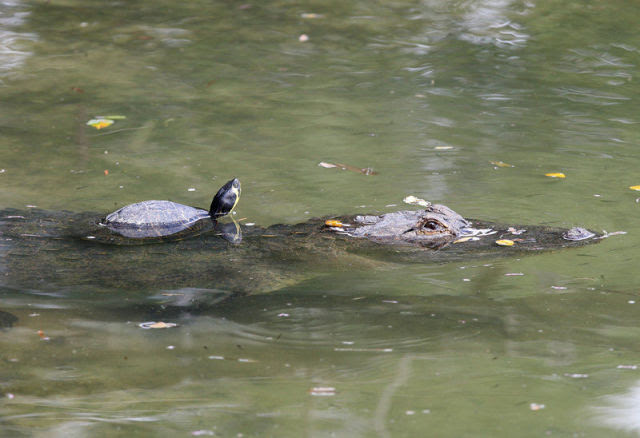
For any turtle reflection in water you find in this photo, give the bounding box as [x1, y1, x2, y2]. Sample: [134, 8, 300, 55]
[0, 182, 601, 297]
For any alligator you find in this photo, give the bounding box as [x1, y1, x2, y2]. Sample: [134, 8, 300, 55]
[0, 203, 599, 302]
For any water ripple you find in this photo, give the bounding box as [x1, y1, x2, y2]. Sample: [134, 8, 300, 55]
[0, 0, 37, 81]
[458, 0, 531, 48]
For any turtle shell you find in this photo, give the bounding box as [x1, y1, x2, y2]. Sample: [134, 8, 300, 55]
[102, 200, 211, 238]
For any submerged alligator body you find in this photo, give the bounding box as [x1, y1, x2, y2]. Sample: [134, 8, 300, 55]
[0, 204, 599, 299]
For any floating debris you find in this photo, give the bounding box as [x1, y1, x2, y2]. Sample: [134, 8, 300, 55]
[490, 160, 514, 168]
[564, 373, 589, 379]
[138, 321, 178, 329]
[551, 286, 567, 290]
[325, 220, 344, 227]
[434, 146, 453, 150]
[191, 430, 215, 436]
[545, 172, 566, 178]
[301, 12, 323, 19]
[504, 273, 524, 276]
[454, 236, 480, 243]
[507, 227, 526, 235]
[87, 118, 114, 130]
[496, 239, 515, 246]
[37, 330, 50, 341]
[298, 34, 309, 42]
[597, 230, 627, 239]
[529, 403, 545, 411]
[617, 365, 637, 370]
[629, 185, 640, 191]
[318, 161, 376, 175]
[461, 228, 496, 237]
[310, 387, 336, 396]
[403, 195, 431, 207]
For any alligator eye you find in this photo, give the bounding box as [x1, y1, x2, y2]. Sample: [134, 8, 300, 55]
[424, 220, 439, 230]
[415, 218, 449, 235]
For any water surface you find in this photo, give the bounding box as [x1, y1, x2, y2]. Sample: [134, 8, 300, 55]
[2, 0, 640, 436]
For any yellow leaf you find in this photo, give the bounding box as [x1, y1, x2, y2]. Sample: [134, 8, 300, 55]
[87, 118, 114, 129]
[490, 161, 514, 168]
[496, 239, 515, 246]
[545, 172, 566, 178]
[630, 185, 640, 191]
[454, 236, 473, 243]
[325, 220, 343, 227]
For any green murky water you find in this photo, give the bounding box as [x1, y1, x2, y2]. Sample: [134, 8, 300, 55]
[2, 0, 640, 436]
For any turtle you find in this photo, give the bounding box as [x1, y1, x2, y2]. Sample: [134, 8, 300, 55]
[96, 178, 240, 242]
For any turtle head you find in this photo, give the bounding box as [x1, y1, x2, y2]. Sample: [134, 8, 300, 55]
[209, 178, 241, 219]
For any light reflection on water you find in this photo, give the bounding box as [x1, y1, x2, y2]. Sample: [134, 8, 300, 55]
[0, 0, 37, 81]
[595, 381, 640, 435]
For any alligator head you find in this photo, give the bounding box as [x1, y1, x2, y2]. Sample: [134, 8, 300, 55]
[325, 203, 600, 250]
[328, 204, 470, 248]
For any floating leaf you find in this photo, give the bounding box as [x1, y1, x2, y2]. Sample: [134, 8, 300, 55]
[325, 220, 343, 227]
[87, 118, 114, 129]
[490, 160, 514, 168]
[630, 185, 640, 191]
[454, 236, 479, 243]
[403, 195, 431, 207]
[496, 239, 515, 246]
[545, 172, 566, 178]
